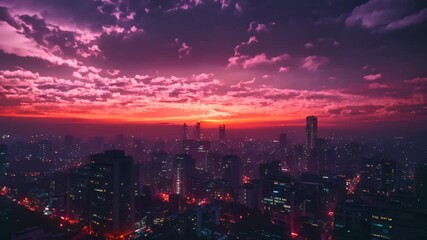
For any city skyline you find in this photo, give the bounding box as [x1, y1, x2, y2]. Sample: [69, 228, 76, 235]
[1, 1, 427, 239]
[0, 0, 426, 128]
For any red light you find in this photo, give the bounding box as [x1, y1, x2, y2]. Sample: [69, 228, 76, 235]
[243, 175, 250, 184]
[291, 232, 299, 238]
[328, 211, 334, 217]
[159, 193, 169, 202]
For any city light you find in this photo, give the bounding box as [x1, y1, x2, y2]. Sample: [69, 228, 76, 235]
[0, 0, 426, 239]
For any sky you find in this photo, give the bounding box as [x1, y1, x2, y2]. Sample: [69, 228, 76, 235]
[0, 0, 426, 130]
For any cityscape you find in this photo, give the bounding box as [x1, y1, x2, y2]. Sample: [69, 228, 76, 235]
[1, 0, 427, 240]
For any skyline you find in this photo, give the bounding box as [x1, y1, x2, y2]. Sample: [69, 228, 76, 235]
[0, 0, 426, 128]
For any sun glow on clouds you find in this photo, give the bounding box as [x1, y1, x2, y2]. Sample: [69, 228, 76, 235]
[0, 1, 426, 127]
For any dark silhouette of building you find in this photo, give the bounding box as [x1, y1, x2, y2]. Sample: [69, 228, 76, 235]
[89, 150, 135, 239]
[183, 123, 189, 141]
[360, 158, 396, 196]
[195, 122, 201, 140]
[416, 161, 427, 208]
[219, 125, 225, 141]
[183, 140, 210, 170]
[0, 144, 8, 178]
[67, 165, 90, 225]
[221, 155, 242, 199]
[172, 154, 195, 198]
[306, 116, 318, 150]
[279, 133, 287, 147]
[207, 152, 222, 180]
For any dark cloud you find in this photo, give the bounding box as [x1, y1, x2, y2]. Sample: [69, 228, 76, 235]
[0, 0, 426, 125]
[327, 105, 384, 116]
[0, 6, 20, 29]
[346, 0, 427, 32]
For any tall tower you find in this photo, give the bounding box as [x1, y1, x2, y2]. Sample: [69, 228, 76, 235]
[172, 154, 195, 198]
[221, 155, 242, 199]
[195, 122, 201, 140]
[0, 144, 8, 178]
[89, 150, 135, 239]
[219, 125, 225, 141]
[183, 123, 189, 140]
[416, 161, 427, 208]
[306, 116, 318, 150]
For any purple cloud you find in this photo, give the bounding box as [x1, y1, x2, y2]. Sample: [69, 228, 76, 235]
[301, 56, 328, 72]
[363, 73, 383, 81]
[346, 0, 427, 32]
[248, 21, 275, 33]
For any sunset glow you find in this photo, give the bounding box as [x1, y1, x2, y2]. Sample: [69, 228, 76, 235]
[0, 0, 426, 128]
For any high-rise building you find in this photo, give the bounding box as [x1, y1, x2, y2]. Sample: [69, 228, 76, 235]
[89, 150, 135, 239]
[219, 125, 225, 141]
[195, 122, 201, 140]
[239, 180, 259, 209]
[380, 159, 396, 195]
[221, 155, 242, 199]
[172, 154, 195, 198]
[0, 144, 8, 177]
[207, 152, 222, 179]
[359, 158, 396, 196]
[183, 123, 189, 141]
[261, 173, 298, 234]
[306, 116, 318, 150]
[183, 140, 210, 170]
[67, 166, 90, 225]
[63, 135, 74, 149]
[279, 133, 287, 147]
[415, 161, 427, 208]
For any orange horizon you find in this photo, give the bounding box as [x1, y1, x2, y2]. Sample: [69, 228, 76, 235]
[0, 112, 414, 129]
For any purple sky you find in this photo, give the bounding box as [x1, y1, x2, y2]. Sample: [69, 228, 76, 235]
[0, 0, 426, 129]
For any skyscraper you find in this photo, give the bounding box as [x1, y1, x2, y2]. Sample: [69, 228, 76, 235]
[306, 116, 318, 150]
[195, 121, 201, 140]
[172, 154, 195, 198]
[219, 125, 225, 141]
[416, 161, 427, 208]
[221, 155, 242, 199]
[67, 166, 90, 225]
[183, 123, 189, 141]
[279, 133, 287, 147]
[0, 144, 8, 178]
[89, 150, 135, 239]
[183, 140, 210, 170]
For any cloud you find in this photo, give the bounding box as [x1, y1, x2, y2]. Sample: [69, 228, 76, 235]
[0, 1, 426, 125]
[384, 8, 427, 31]
[368, 83, 390, 89]
[279, 66, 290, 73]
[0, 6, 20, 29]
[363, 73, 382, 81]
[404, 77, 427, 84]
[0, 69, 39, 79]
[193, 73, 214, 81]
[304, 42, 314, 49]
[243, 53, 289, 69]
[233, 36, 257, 55]
[179, 43, 192, 58]
[301, 56, 328, 72]
[102, 25, 125, 35]
[248, 21, 275, 32]
[234, 2, 243, 15]
[228, 53, 290, 69]
[327, 105, 384, 116]
[346, 0, 427, 32]
[175, 38, 192, 58]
